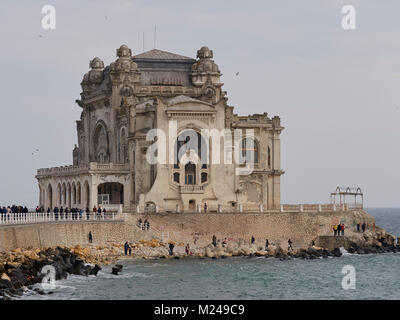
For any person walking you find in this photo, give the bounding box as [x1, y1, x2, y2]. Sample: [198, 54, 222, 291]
[204, 202, 208, 213]
[288, 239, 293, 251]
[185, 243, 190, 255]
[356, 223, 360, 232]
[333, 224, 337, 236]
[341, 223, 345, 236]
[86, 207, 90, 220]
[362, 222, 366, 232]
[88, 231, 93, 243]
[251, 236, 255, 244]
[265, 239, 269, 250]
[337, 224, 341, 236]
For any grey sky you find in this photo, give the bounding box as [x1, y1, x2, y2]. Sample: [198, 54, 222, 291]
[0, 0, 399, 207]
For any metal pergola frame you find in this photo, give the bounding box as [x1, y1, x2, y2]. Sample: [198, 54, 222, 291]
[330, 186, 363, 208]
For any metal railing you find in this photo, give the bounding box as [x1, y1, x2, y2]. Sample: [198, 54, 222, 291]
[0, 211, 126, 226]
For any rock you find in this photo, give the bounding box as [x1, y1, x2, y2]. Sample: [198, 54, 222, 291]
[331, 248, 342, 257]
[0, 279, 12, 290]
[1, 273, 11, 282]
[89, 265, 102, 276]
[8, 268, 28, 288]
[111, 264, 123, 275]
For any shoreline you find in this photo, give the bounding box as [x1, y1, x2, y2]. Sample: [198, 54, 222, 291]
[1, 227, 398, 299]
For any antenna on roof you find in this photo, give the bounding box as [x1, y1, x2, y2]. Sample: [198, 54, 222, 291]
[154, 25, 157, 49]
[142, 31, 145, 52]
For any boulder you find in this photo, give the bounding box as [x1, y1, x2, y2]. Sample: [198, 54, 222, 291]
[89, 265, 102, 276]
[111, 264, 123, 275]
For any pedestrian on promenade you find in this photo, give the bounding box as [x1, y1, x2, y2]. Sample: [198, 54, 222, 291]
[212, 235, 217, 247]
[362, 222, 366, 232]
[88, 231, 93, 243]
[169, 243, 175, 256]
[288, 239, 293, 251]
[204, 202, 208, 213]
[333, 225, 337, 236]
[337, 224, 341, 236]
[341, 224, 345, 236]
[251, 236, 255, 244]
[97, 206, 102, 219]
[185, 243, 190, 255]
[356, 223, 360, 232]
[265, 239, 269, 250]
[143, 219, 148, 230]
[138, 218, 142, 229]
[86, 207, 90, 220]
[124, 241, 130, 255]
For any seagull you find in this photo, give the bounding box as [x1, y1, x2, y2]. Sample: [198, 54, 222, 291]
[235, 72, 239, 76]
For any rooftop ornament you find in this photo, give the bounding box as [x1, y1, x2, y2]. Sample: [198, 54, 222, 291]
[330, 186, 363, 209]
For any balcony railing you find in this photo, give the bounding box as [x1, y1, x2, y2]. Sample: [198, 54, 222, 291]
[0, 212, 126, 226]
[179, 185, 204, 194]
[37, 162, 130, 177]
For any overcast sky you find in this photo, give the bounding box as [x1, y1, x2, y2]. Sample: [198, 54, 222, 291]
[0, 0, 399, 207]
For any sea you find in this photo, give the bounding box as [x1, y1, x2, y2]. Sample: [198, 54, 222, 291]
[17, 208, 400, 300]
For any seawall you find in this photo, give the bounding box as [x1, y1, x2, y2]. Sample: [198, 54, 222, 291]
[0, 210, 377, 251]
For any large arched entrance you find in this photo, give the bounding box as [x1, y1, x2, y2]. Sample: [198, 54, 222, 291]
[97, 182, 124, 205]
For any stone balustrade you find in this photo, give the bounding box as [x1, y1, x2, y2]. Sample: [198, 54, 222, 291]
[36, 162, 130, 177]
[0, 211, 126, 226]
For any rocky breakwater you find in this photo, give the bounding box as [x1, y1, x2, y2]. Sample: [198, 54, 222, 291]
[0, 246, 102, 299]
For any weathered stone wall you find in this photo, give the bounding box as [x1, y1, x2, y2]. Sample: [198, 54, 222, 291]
[0, 210, 376, 252]
[133, 210, 376, 248]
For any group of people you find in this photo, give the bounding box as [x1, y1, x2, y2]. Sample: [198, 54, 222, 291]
[1, 205, 29, 214]
[212, 235, 295, 252]
[333, 223, 345, 236]
[356, 222, 371, 233]
[137, 218, 150, 230]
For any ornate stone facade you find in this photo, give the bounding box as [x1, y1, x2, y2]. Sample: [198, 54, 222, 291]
[36, 45, 284, 213]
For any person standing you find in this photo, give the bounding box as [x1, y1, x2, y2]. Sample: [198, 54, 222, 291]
[169, 243, 175, 256]
[212, 235, 217, 247]
[185, 243, 190, 255]
[333, 224, 337, 236]
[265, 239, 269, 250]
[124, 241, 129, 255]
[341, 223, 345, 236]
[251, 236, 255, 244]
[204, 202, 208, 213]
[88, 231, 93, 243]
[356, 223, 360, 232]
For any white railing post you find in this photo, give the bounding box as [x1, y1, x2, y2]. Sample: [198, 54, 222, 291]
[333, 204, 336, 212]
[259, 204, 263, 213]
[218, 204, 223, 213]
[280, 204, 284, 212]
[318, 204, 322, 212]
[238, 204, 243, 213]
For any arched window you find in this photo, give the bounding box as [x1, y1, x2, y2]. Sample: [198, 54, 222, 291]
[94, 122, 109, 163]
[201, 172, 208, 183]
[241, 138, 259, 164]
[173, 172, 180, 183]
[175, 130, 207, 166]
[185, 162, 196, 185]
[267, 146, 271, 167]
